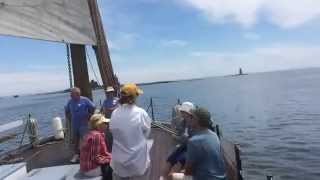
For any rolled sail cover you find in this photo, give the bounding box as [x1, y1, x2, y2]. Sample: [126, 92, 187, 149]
[0, 0, 96, 45]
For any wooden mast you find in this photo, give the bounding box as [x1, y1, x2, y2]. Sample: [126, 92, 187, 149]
[68, 0, 117, 100]
[87, 0, 118, 93]
[70, 44, 93, 100]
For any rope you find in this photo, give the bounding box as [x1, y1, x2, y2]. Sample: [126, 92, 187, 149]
[66, 44, 73, 88]
[86, 47, 101, 86]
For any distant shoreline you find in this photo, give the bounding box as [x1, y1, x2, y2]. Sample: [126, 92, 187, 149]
[3, 67, 320, 98]
[34, 77, 207, 96]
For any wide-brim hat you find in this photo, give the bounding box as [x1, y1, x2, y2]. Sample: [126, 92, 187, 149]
[89, 114, 110, 129]
[178, 102, 195, 114]
[105, 86, 115, 92]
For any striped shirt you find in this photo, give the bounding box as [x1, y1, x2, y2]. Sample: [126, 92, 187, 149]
[80, 130, 111, 172]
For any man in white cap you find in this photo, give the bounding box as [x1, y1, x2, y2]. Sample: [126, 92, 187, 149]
[172, 102, 195, 139]
[162, 102, 195, 179]
[102, 86, 119, 119]
[102, 86, 118, 154]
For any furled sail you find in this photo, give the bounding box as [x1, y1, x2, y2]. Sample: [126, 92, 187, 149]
[0, 0, 96, 45]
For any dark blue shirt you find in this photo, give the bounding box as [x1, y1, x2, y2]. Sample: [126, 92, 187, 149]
[103, 97, 119, 109]
[65, 96, 95, 128]
[102, 97, 119, 118]
[186, 130, 226, 180]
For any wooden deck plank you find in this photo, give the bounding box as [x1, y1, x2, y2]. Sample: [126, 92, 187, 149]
[1, 127, 178, 180]
[1, 126, 240, 180]
[150, 127, 177, 179]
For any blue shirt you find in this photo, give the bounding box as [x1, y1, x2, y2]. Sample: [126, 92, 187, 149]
[103, 97, 119, 118]
[186, 130, 226, 180]
[65, 96, 95, 128]
[103, 97, 119, 109]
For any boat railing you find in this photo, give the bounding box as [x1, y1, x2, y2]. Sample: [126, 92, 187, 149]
[142, 96, 182, 122]
[0, 116, 35, 155]
[143, 97, 246, 180]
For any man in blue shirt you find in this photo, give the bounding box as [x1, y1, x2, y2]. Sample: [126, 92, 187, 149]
[102, 86, 119, 118]
[65, 87, 96, 163]
[102, 86, 118, 154]
[185, 107, 226, 180]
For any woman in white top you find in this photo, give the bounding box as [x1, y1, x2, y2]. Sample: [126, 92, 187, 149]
[110, 83, 152, 180]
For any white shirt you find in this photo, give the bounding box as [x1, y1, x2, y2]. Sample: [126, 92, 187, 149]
[110, 104, 153, 177]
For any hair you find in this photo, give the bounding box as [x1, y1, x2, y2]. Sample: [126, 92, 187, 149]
[119, 93, 136, 105]
[192, 107, 212, 128]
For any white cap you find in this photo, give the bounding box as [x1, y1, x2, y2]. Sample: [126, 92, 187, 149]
[179, 102, 195, 114]
[106, 86, 115, 92]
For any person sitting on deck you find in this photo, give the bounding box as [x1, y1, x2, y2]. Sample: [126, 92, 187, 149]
[183, 107, 226, 180]
[65, 87, 96, 163]
[162, 102, 195, 179]
[102, 86, 119, 119]
[171, 102, 195, 138]
[110, 83, 152, 180]
[80, 114, 112, 179]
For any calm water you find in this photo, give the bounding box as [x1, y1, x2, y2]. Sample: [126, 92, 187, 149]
[1, 68, 320, 180]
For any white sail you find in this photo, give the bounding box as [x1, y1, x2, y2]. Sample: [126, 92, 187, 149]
[0, 0, 96, 45]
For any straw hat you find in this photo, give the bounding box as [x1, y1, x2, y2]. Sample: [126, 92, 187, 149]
[121, 83, 143, 97]
[89, 114, 110, 129]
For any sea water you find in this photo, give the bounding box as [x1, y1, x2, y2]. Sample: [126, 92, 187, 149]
[1, 68, 320, 180]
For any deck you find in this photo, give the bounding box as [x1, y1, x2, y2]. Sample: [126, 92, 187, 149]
[0, 124, 241, 180]
[0, 127, 177, 179]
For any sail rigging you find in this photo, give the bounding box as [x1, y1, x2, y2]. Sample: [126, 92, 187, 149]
[0, 0, 96, 45]
[0, 0, 119, 94]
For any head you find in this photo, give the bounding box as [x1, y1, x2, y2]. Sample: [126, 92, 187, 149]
[105, 86, 115, 98]
[119, 83, 143, 105]
[179, 102, 195, 120]
[189, 107, 212, 130]
[70, 87, 81, 100]
[89, 114, 110, 132]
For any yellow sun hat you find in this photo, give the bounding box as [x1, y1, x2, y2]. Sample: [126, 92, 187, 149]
[121, 83, 143, 97]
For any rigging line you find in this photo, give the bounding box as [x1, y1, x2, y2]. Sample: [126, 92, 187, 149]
[66, 44, 73, 88]
[85, 47, 101, 86]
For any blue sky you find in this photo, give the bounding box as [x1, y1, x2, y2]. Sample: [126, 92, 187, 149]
[1, 0, 320, 96]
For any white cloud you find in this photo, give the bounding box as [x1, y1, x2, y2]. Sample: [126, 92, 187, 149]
[243, 32, 260, 40]
[182, 0, 320, 28]
[162, 40, 188, 47]
[108, 32, 139, 51]
[116, 44, 320, 83]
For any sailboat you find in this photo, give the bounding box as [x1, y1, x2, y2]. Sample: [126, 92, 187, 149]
[0, 0, 243, 179]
